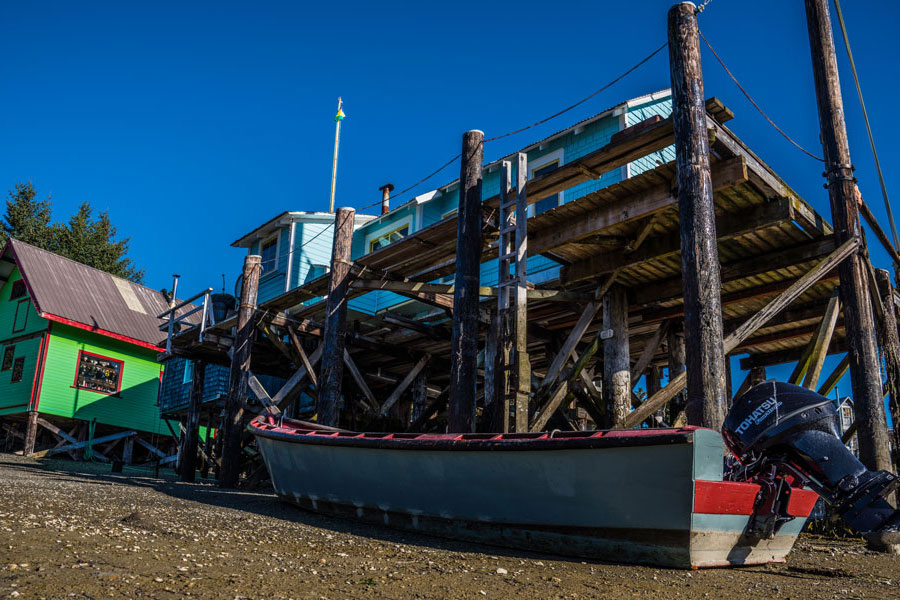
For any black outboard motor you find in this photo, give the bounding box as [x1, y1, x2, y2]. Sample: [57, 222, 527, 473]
[723, 381, 899, 545]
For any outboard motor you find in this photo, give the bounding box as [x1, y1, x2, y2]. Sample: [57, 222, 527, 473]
[722, 381, 899, 546]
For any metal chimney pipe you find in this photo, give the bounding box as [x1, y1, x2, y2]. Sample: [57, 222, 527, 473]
[379, 183, 394, 215]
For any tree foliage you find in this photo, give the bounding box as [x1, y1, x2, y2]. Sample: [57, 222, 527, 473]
[1, 182, 145, 283]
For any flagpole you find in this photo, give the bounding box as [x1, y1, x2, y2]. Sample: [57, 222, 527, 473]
[329, 97, 344, 213]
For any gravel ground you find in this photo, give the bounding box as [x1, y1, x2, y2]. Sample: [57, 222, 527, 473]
[0, 453, 897, 599]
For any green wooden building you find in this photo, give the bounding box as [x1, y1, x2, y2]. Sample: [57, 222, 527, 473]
[0, 239, 178, 461]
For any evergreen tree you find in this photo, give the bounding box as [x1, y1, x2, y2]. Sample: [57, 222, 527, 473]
[0, 182, 53, 247]
[1, 183, 145, 284]
[54, 203, 145, 283]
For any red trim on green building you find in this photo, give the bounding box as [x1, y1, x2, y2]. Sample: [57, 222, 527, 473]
[42, 313, 162, 352]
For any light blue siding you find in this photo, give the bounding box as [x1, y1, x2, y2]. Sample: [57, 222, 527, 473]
[626, 97, 675, 176]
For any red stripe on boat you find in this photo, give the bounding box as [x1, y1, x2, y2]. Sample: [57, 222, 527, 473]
[693, 480, 819, 517]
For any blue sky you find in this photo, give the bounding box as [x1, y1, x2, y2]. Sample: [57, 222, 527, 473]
[2, 1, 898, 400]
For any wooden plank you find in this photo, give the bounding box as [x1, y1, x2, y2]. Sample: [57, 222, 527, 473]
[560, 197, 796, 285]
[36, 418, 110, 462]
[135, 436, 168, 460]
[350, 279, 590, 302]
[622, 236, 859, 428]
[536, 302, 601, 396]
[379, 354, 430, 416]
[247, 375, 281, 416]
[630, 321, 668, 384]
[271, 344, 323, 406]
[817, 354, 850, 397]
[803, 291, 841, 389]
[343, 349, 378, 412]
[529, 156, 747, 256]
[32, 430, 137, 459]
[287, 326, 318, 387]
[633, 237, 837, 306]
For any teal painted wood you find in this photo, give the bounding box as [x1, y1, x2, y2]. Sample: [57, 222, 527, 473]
[626, 96, 675, 176]
[0, 335, 43, 416]
[158, 357, 231, 413]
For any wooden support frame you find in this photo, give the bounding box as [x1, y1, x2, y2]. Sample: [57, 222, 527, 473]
[343, 349, 378, 413]
[803, 291, 841, 390]
[32, 430, 136, 459]
[621, 236, 859, 428]
[379, 354, 430, 416]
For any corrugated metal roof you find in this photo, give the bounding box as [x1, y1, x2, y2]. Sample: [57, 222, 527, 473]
[4, 240, 187, 348]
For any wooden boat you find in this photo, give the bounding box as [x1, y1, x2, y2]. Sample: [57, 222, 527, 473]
[249, 415, 818, 568]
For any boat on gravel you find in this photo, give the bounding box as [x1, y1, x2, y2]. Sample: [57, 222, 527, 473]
[250, 415, 818, 568]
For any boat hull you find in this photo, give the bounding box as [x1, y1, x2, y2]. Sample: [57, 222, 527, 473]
[251, 418, 817, 568]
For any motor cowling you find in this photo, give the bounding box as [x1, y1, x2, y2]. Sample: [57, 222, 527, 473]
[723, 381, 900, 539]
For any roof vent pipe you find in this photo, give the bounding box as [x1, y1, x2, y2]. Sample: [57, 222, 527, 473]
[379, 183, 394, 215]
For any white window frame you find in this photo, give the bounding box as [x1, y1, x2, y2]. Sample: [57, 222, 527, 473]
[528, 148, 564, 217]
[365, 216, 412, 254]
[259, 230, 281, 276]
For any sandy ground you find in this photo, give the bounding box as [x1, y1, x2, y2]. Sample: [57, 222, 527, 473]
[0, 454, 897, 599]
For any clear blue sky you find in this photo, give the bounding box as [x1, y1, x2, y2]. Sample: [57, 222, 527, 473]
[2, 1, 898, 399]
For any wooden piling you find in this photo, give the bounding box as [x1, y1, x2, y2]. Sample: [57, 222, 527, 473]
[318, 207, 355, 427]
[602, 285, 630, 427]
[667, 322, 687, 421]
[179, 360, 206, 483]
[874, 268, 900, 461]
[805, 0, 893, 471]
[23, 410, 38, 455]
[668, 2, 727, 430]
[448, 130, 483, 433]
[220, 254, 261, 488]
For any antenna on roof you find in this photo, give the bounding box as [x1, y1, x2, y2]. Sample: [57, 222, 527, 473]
[222, 273, 226, 295]
[329, 97, 345, 213]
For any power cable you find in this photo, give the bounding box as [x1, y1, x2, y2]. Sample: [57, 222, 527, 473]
[350, 41, 668, 212]
[833, 0, 900, 251]
[699, 29, 825, 162]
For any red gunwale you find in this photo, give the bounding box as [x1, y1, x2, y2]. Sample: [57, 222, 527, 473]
[694, 479, 819, 518]
[250, 414, 702, 451]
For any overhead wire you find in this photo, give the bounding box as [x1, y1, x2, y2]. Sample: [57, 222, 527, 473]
[349, 40, 669, 213]
[699, 29, 824, 162]
[832, 0, 900, 251]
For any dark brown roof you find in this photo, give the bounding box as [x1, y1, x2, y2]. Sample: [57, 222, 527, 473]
[1, 239, 188, 349]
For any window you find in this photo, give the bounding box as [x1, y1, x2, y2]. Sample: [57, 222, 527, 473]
[12, 299, 29, 333]
[1, 346, 14, 371]
[305, 264, 329, 284]
[368, 225, 409, 252]
[74, 351, 124, 395]
[11, 357, 24, 383]
[9, 280, 26, 300]
[532, 160, 561, 215]
[183, 360, 194, 385]
[260, 235, 278, 275]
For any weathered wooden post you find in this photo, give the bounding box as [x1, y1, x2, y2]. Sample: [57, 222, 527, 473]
[667, 322, 687, 420]
[179, 360, 206, 483]
[805, 0, 893, 471]
[602, 285, 630, 427]
[318, 207, 355, 427]
[23, 410, 38, 455]
[668, 2, 727, 430]
[448, 130, 483, 433]
[874, 269, 900, 460]
[220, 254, 261, 488]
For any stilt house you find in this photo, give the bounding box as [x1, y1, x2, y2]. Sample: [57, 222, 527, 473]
[0, 240, 180, 460]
